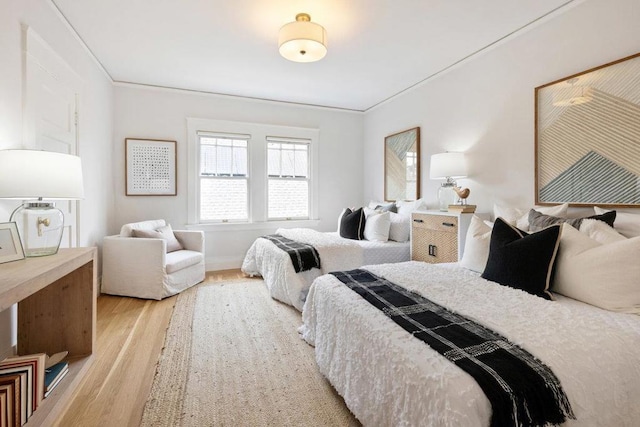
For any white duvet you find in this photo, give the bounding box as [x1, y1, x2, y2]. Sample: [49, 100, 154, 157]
[300, 261, 640, 427]
[241, 228, 364, 311]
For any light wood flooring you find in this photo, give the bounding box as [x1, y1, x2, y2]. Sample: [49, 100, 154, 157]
[56, 269, 247, 427]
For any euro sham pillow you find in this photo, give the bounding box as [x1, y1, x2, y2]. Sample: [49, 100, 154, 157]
[553, 224, 640, 314]
[481, 217, 561, 300]
[339, 207, 366, 240]
[132, 223, 183, 253]
[594, 206, 640, 238]
[363, 211, 391, 242]
[493, 203, 568, 230]
[528, 209, 616, 233]
[459, 215, 492, 273]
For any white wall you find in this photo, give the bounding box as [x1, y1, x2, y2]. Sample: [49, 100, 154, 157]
[113, 85, 363, 269]
[0, 0, 114, 358]
[363, 0, 640, 217]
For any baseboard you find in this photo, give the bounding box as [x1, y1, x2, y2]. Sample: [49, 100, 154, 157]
[206, 256, 243, 272]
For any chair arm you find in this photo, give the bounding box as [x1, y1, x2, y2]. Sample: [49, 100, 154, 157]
[174, 230, 205, 253]
[103, 235, 167, 266]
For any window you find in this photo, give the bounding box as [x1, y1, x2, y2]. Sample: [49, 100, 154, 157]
[187, 118, 318, 228]
[198, 134, 249, 222]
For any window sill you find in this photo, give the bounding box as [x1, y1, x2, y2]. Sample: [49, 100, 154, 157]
[184, 219, 321, 232]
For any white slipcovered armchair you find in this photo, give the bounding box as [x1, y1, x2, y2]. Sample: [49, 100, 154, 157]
[102, 219, 205, 300]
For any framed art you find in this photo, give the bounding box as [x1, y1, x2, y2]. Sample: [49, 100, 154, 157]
[0, 222, 25, 264]
[535, 52, 640, 207]
[125, 138, 177, 196]
[384, 127, 420, 201]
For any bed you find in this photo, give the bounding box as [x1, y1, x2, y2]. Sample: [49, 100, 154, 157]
[241, 228, 410, 311]
[300, 214, 640, 426]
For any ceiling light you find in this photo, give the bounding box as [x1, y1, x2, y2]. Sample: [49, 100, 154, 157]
[279, 13, 327, 63]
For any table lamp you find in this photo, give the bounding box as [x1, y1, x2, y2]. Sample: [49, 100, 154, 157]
[429, 152, 468, 211]
[0, 149, 84, 257]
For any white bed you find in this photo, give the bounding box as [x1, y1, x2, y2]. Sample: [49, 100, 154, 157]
[300, 261, 640, 427]
[241, 228, 410, 311]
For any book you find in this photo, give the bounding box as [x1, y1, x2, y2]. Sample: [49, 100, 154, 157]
[0, 366, 29, 424]
[447, 204, 477, 213]
[0, 388, 7, 427]
[44, 362, 69, 396]
[2, 354, 46, 412]
[0, 375, 20, 427]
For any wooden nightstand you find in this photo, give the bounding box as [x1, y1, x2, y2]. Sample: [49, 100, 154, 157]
[411, 210, 473, 263]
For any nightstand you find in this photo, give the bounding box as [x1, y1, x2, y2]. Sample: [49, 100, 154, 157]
[411, 210, 473, 263]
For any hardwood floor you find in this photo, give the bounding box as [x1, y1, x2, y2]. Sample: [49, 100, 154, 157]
[56, 269, 247, 427]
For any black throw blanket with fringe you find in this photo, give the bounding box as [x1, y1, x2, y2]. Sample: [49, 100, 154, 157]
[262, 234, 321, 273]
[331, 269, 575, 427]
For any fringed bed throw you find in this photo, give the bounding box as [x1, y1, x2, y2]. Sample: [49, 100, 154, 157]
[262, 234, 321, 273]
[331, 269, 575, 427]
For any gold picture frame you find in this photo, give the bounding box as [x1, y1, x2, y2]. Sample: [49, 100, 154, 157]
[0, 222, 25, 264]
[535, 52, 640, 207]
[125, 138, 177, 196]
[384, 127, 420, 202]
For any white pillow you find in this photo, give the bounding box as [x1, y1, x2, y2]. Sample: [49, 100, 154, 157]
[578, 219, 626, 245]
[493, 203, 568, 230]
[397, 198, 426, 217]
[363, 211, 391, 242]
[388, 212, 410, 242]
[553, 223, 640, 314]
[594, 207, 640, 238]
[459, 215, 492, 273]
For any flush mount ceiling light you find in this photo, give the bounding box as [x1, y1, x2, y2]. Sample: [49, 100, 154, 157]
[279, 13, 327, 63]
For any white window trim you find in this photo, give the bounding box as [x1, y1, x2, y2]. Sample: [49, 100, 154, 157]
[187, 118, 319, 230]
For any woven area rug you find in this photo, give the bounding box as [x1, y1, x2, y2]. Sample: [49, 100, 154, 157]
[140, 279, 359, 426]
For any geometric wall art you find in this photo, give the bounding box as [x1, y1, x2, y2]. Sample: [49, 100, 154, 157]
[535, 52, 640, 207]
[384, 127, 420, 202]
[125, 138, 177, 196]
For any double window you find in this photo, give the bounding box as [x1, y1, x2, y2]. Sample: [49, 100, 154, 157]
[188, 119, 318, 226]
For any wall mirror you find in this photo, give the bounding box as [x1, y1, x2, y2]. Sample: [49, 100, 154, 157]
[535, 52, 640, 207]
[384, 127, 420, 202]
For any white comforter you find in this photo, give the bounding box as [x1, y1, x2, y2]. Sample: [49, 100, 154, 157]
[300, 261, 640, 427]
[241, 228, 364, 311]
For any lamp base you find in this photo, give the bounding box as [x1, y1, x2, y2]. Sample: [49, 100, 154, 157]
[10, 202, 64, 257]
[437, 182, 457, 212]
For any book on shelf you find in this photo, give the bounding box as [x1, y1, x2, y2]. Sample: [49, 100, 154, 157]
[44, 362, 69, 398]
[0, 388, 8, 427]
[447, 204, 477, 213]
[0, 374, 21, 427]
[2, 353, 46, 413]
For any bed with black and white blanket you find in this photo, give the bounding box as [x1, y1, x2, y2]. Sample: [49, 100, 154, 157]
[241, 228, 409, 311]
[300, 261, 640, 426]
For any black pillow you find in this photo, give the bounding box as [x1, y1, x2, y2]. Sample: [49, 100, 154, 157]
[481, 217, 562, 300]
[528, 209, 616, 232]
[339, 207, 366, 240]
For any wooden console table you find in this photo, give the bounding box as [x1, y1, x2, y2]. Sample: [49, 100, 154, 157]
[0, 247, 97, 426]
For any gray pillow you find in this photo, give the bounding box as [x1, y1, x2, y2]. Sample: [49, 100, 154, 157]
[375, 202, 397, 213]
[132, 224, 184, 252]
[528, 209, 616, 233]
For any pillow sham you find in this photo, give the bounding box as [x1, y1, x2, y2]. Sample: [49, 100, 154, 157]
[594, 206, 640, 238]
[481, 217, 561, 300]
[388, 212, 410, 242]
[132, 223, 183, 253]
[363, 211, 391, 242]
[493, 203, 568, 230]
[528, 209, 616, 233]
[553, 224, 640, 314]
[459, 215, 492, 273]
[339, 207, 366, 240]
[578, 219, 626, 244]
[397, 198, 426, 217]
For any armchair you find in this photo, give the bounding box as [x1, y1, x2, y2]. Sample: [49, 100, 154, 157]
[102, 219, 205, 300]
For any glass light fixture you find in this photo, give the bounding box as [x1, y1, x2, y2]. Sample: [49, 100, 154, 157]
[0, 149, 84, 257]
[279, 13, 327, 63]
[430, 152, 468, 212]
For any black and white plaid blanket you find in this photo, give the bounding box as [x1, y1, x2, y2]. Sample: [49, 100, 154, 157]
[262, 234, 321, 273]
[331, 269, 575, 427]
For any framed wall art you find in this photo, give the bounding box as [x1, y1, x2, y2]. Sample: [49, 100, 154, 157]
[0, 222, 25, 264]
[384, 127, 420, 202]
[126, 138, 177, 196]
[535, 52, 640, 207]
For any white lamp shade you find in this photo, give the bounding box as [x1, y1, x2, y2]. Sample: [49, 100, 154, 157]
[279, 14, 327, 63]
[430, 152, 468, 179]
[0, 149, 84, 200]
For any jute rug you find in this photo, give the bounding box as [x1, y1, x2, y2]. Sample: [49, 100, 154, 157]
[140, 279, 360, 426]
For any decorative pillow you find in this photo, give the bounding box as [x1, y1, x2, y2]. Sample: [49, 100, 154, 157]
[553, 224, 640, 314]
[336, 208, 348, 232]
[481, 217, 561, 300]
[388, 212, 411, 242]
[594, 207, 640, 238]
[397, 198, 426, 217]
[493, 203, 568, 230]
[132, 224, 183, 253]
[375, 202, 397, 213]
[528, 209, 616, 233]
[459, 215, 492, 273]
[578, 219, 626, 244]
[339, 208, 366, 240]
[363, 211, 391, 242]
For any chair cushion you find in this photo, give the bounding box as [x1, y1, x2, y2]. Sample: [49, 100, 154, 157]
[165, 250, 204, 274]
[120, 219, 166, 237]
